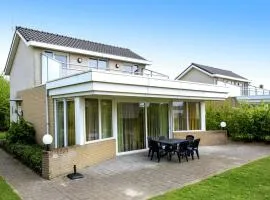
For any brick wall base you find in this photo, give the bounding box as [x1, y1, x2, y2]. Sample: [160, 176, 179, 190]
[42, 139, 116, 179]
[173, 130, 227, 146]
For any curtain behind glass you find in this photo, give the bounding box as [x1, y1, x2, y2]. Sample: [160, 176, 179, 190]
[56, 101, 64, 147]
[101, 100, 112, 138]
[67, 101, 75, 146]
[173, 102, 187, 131]
[85, 99, 99, 141]
[117, 103, 145, 152]
[188, 102, 201, 130]
[147, 103, 168, 138]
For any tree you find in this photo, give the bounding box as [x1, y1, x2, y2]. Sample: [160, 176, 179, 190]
[0, 76, 10, 130]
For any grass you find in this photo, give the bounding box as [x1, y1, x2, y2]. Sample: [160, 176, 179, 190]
[0, 177, 20, 200]
[0, 132, 6, 140]
[151, 156, 270, 200]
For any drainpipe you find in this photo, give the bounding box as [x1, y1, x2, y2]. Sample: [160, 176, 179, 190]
[45, 85, 49, 136]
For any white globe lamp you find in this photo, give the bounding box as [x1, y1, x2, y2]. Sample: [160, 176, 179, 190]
[220, 121, 227, 130]
[42, 134, 53, 151]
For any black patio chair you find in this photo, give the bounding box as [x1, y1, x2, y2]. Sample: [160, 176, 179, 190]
[159, 135, 166, 140]
[188, 138, 200, 159]
[186, 135, 195, 142]
[147, 136, 153, 157]
[174, 141, 189, 163]
[150, 140, 162, 162]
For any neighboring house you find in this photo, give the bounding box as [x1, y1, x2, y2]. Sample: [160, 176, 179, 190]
[175, 63, 250, 97]
[4, 27, 228, 178]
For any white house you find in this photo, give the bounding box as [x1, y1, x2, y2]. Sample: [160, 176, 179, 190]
[4, 27, 229, 178]
[175, 63, 250, 97]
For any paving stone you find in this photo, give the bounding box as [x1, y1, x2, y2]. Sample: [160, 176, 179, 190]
[1, 143, 270, 200]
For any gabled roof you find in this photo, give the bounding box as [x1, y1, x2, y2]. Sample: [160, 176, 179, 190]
[176, 63, 250, 82]
[16, 27, 146, 60]
[4, 26, 150, 75]
[191, 63, 248, 80]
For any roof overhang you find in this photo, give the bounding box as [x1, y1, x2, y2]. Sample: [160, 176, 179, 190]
[175, 64, 251, 83]
[46, 69, 229, 100]
[4, 31, 22, 75]
[4, 31, 151, 75]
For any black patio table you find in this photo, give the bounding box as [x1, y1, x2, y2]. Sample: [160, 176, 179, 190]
[156, 138, 188, 146]
[152, 138, 188, 160]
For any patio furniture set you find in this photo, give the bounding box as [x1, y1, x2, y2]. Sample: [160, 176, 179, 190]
[147, 135, 200, 163]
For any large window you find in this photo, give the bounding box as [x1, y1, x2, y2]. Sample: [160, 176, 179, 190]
[55, 100, 75, 148]
[85, 99, 99, 141]
[117, 103, 145, 152]
[89, 58, 107, 70]
[101, 100, 113, 139]
[85, 99, 113, 142]
[56, 101, 64, 147]
[173, 102, 201, 131]
[173, 102, 187, 131]
[147, 103, 169, 138]
[188, 102, 201, 130]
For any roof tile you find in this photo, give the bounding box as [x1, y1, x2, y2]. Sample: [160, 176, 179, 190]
[16, 26, 146, 61]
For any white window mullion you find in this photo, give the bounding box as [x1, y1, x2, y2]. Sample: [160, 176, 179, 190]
[98, 99, 102, 140]
[186, 102, 189, 130]
[63, 99, 67, 147]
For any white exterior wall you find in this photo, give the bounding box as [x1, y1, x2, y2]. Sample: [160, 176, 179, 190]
[217, 80, 242, 97]
[10, 40, 35, 121]
[180, 68, 214, 84]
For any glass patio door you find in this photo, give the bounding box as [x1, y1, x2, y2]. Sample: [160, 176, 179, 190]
[117, 103, 145, 152]
[147, 103, 169, 138]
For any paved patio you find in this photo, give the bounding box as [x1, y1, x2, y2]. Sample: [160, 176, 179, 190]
[1, 143, 270, 200]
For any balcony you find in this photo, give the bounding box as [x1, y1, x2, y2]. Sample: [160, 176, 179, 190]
[237, 86, 270, 103]
[41, 54, 169, 84]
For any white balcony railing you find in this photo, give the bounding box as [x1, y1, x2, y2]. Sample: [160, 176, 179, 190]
[41, 54, 169, 84]
[240, 86, 270, 96]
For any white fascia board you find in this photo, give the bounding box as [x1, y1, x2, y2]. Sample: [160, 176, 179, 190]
[175, 65, 213, 80]
[4, 32, 20, 75]
[4, 31, 32, 75]
[27, 41, 151, 65]
[213, 74, 251, 83]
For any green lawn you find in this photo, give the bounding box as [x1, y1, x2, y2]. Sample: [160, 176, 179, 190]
[0, 177, 20, 200]
[151, 156, 270, 200]
[0, 132, 6, 140]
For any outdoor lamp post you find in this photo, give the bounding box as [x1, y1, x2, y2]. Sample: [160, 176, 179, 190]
[220, 121, 227, 130]
[42, 134, 53, 151]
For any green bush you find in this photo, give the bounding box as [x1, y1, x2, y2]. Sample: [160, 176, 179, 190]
[206, 100, 270, 142]
[3, 142, 42, 174]
[0, 76, 10, 131]
[6, 119, 36, 144]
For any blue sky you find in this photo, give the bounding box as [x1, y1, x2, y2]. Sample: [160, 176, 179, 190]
[1, 0, 270, 87]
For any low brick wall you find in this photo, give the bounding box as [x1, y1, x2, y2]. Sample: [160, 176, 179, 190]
[173, 130, 227, 146]
[18, 86, 46, 145]
[42, 139, 116, 179]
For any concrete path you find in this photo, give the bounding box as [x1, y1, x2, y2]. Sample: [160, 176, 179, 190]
[1, 143, 270, 200]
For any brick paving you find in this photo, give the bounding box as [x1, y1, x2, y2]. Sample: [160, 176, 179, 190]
[1, 143, 270, 200]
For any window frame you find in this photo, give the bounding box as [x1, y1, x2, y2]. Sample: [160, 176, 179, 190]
[84, 98, 113, 144]
[172, 101, 202, 132]
[54, 98, 75, 148]
[88, 57, 108, 70]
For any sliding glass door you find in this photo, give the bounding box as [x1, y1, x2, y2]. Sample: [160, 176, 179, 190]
[117, 103, 145, 152]
[147, 103, 169, 138]
[55, 100, 75, 148]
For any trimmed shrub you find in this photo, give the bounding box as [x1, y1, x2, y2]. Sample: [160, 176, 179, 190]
[3, 142, 42, 174]
[206, 100, 270, 142]
[6, 119, 36, 144]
